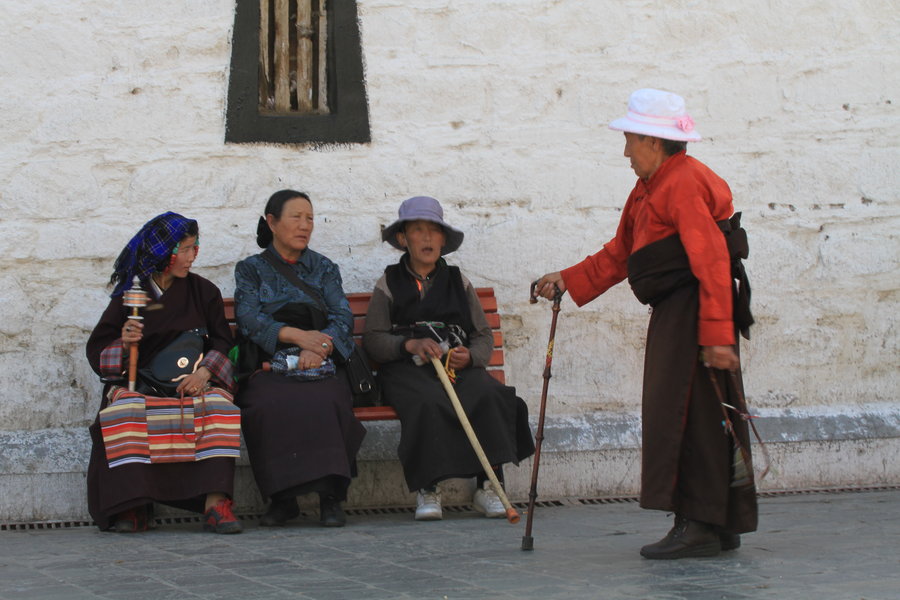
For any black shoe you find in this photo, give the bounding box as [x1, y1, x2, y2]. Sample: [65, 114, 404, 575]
[640, 515, 721, 559]
[719, 532, 741, 551]
[259, 497, 300, 527]
[319, 494, 346, 528]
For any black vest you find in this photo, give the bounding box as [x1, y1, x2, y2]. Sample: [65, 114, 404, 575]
[385, 255, 474, 339]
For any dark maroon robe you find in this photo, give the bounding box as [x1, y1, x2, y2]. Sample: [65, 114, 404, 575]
[85, 273, 236, 530]
[628, 228, 757, 533]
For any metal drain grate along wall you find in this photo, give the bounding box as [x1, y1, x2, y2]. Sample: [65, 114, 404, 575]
[3, 485, 897, 531]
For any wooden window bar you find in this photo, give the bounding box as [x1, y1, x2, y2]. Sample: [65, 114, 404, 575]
[258, 0, 329, 114]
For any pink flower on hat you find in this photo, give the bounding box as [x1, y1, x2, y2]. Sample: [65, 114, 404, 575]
[676, 116, 695, 132]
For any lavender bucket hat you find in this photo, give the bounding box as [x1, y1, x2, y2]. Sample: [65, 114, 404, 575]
[382, 196, 465, 255]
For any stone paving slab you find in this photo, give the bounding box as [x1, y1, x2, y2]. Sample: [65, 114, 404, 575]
[0, 490, 898, 599]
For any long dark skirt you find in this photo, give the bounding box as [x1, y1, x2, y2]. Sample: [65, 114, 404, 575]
[87, 414, 235, 531]
[641, 284, 758, 533]
[236, 371, 365, 501]
[380, 361, 535, 492]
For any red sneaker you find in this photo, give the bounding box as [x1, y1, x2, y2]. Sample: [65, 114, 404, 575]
[203, 498, 242, 534]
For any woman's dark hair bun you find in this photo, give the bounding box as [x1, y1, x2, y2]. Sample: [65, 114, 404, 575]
[256, 216, 271, 248]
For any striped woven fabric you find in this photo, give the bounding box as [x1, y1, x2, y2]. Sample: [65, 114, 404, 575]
[145, 395, 198, 463]
[100, 387, 241, 468]
[99, 394, 149, 468]
[193, 393, 242, 460]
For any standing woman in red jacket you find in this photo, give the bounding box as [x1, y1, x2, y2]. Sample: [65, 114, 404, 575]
[534, 88, 756, 560]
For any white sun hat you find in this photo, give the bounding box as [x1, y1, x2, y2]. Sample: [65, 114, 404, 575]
[608, 88, 702, 142]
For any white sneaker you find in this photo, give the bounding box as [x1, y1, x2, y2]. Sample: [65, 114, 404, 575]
[472, 480, 506, 518]
[415, 488, 442, 521]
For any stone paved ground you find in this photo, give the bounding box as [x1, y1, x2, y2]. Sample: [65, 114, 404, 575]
[0, 489, 897, 599]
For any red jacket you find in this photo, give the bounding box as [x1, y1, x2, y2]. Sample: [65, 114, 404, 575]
[561, 151, 736, 346]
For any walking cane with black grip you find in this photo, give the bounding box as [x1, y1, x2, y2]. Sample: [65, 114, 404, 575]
[522, 280, 563, 550]
[430, 357, 521, 524]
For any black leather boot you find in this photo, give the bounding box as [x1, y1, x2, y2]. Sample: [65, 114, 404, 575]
[719, 532, 741, 551]
[259, 496, 300, 527]
[319, 494, 346, 527]
[640, 515, 721, 559]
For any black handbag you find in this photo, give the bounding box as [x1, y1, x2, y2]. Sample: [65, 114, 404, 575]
[343, 343, 380, 407]
[232, 329, 263, 386]
[261, 251, 380, 407]
[137, 329, 206, 397]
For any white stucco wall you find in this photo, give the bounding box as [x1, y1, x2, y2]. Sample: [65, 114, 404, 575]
[0, 0, 898, 521]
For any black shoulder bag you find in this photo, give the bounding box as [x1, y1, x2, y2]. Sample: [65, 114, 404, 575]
[137, 328, 207, 397]
[261, 251, 380, 407]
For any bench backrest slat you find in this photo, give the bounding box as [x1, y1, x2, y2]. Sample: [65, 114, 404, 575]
[223, 287, 505, 420]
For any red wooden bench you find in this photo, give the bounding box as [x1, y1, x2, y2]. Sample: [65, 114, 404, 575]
[224, 287, 506, 422]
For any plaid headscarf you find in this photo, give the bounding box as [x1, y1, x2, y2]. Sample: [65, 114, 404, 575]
[109, 212, 198, 297]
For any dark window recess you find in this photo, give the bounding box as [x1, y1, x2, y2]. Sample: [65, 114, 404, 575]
[226, 0, 370, 144]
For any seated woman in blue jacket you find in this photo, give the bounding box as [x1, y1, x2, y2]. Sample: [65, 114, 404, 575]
[234, 190, 366, 528]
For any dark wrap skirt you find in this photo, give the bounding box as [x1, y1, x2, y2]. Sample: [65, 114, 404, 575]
[627, 216, 757, 533]
[380, 361, 535, 492]
[235, 302, 366, 501]
[236, 371, 365, 501]
[87, 392, 235, 531]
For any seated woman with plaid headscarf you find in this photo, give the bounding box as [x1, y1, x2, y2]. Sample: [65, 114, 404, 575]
[85, 212, 242, 534]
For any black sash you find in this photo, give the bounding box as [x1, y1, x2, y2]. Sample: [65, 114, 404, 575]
[627, 213, 753, 340]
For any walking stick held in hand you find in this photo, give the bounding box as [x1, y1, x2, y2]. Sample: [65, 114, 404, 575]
[429, 356, 521, 524]
[522, 280, 563, 551]
[122, 282, 149, 391]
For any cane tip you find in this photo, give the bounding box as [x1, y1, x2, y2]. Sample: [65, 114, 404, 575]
[506, 508, 520, 524]
[521, 536, 534, 551]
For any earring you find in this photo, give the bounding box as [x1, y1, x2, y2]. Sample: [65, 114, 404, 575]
[163, 244, 178, 273]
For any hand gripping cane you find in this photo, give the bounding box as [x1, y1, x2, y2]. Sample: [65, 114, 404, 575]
[521, 281, 563, 550]
[429, 357, 520, 524]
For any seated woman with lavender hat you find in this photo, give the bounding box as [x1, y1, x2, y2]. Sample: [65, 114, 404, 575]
[363, 196, 535, 521]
